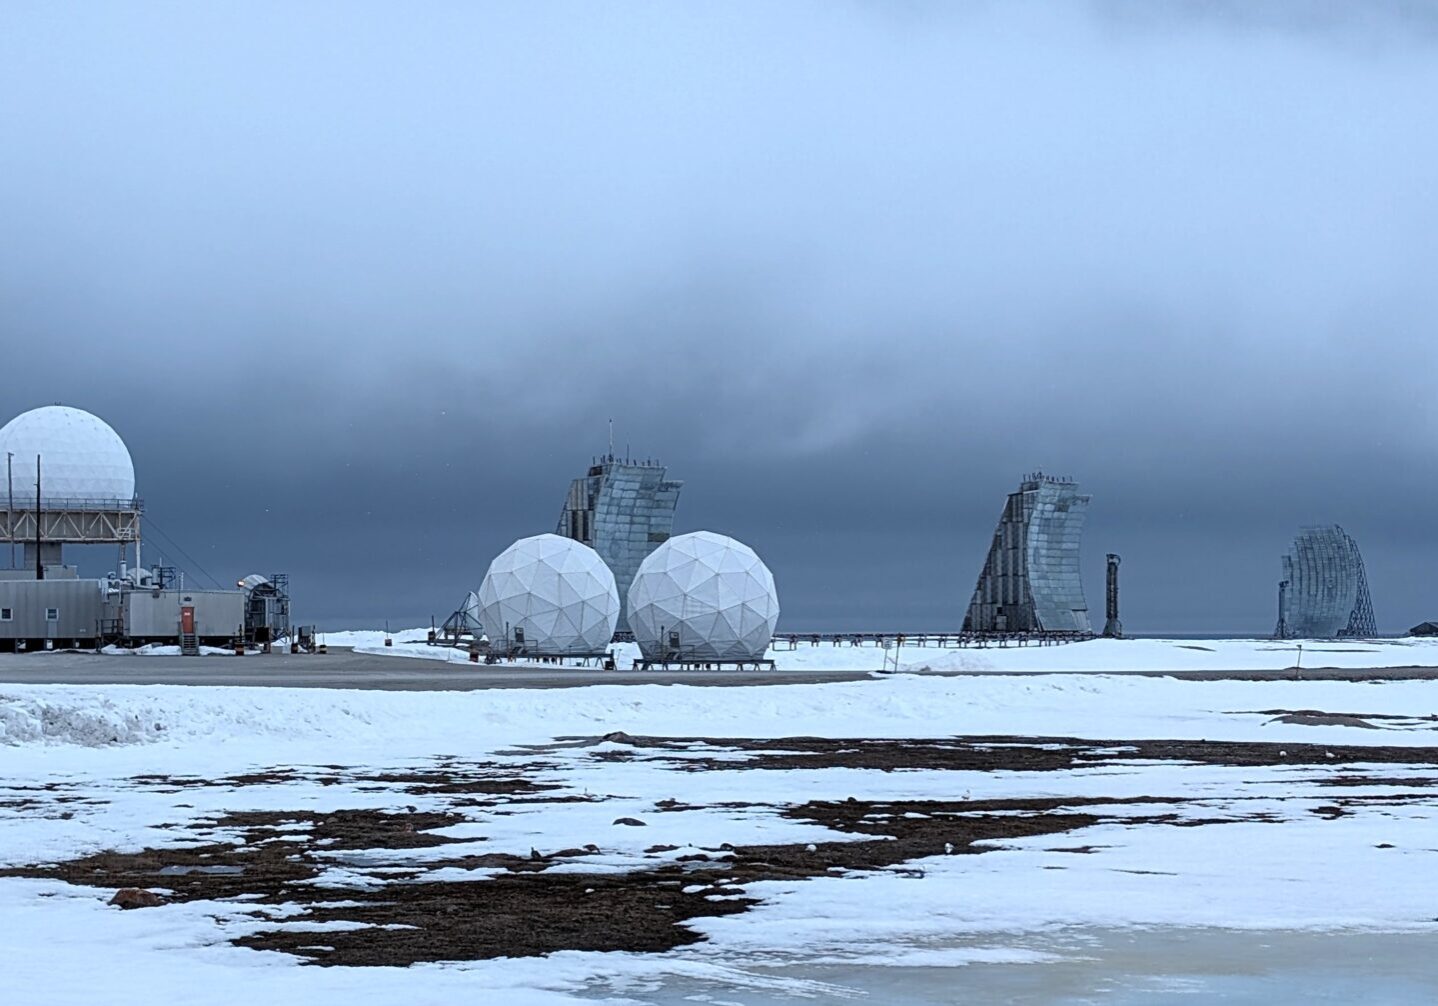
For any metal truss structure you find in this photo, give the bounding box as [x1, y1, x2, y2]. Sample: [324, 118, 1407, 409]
[0, 497, 142, 544]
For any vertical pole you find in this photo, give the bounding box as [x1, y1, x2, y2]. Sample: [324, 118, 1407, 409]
[5, 451, 12, 569]
[34, 454, 43, 580]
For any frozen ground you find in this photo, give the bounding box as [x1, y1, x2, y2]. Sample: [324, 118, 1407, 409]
[3, 672, 1437, 1003]
[337, 630, 1438, 674]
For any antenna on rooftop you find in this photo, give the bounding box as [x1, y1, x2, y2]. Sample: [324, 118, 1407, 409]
[608, 418, 614, 460]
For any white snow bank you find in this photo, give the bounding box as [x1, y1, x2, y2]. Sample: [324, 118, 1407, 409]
[0, 692, 170, 746]
[319, 627, 435, 649]
[100, 644, 234, 657]
[3, 673, 1436, 752]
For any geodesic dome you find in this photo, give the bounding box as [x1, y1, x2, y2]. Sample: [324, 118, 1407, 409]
[628, 531, 780, 661]
[478, 534, 619, 655]
[0, 405, 135, 503]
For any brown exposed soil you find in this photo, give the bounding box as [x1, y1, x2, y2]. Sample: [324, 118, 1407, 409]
[1315, 774, 1438, 788]
[8, 733, 1436, 967]
[214, 808, 468, 848]
[563, 733, 1438, 772]
[2, 796, 1117, 966]
[125, 763, 556, 798]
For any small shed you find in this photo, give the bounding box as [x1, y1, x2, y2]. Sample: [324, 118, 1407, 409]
[1409, 622, 1438, 637]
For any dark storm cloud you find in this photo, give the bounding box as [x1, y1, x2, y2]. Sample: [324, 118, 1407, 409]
[2, 1, 1434, 632]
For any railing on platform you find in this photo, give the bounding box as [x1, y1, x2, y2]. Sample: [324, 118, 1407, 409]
[771, 630, 1094, 649]
[2, 496, 143, 513]
[1, 497, 145, 545]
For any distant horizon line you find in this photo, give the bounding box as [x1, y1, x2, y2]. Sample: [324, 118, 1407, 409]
[315, 624, 1422, 643]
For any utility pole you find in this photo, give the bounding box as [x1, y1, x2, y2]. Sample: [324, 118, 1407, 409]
[34, 454, 43, 580]
[5, 451, 12, 569]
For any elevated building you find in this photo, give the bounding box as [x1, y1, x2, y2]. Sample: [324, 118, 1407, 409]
[0, 405, 291, 652]
[556, 455, 682, 634]
[1274, 525, 1376, 639]
[964, 473, 1092, 634]
[0, 405, 142, 574]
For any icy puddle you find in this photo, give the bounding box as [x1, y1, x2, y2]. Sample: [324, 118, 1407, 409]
[604, 929, 1438, 1004]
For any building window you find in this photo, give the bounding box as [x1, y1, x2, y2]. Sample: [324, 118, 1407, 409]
[45, 607, 59, 621]
[0, 608, 11, 621]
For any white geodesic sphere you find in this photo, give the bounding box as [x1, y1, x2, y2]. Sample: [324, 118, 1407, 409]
[0, 405, 136, 503]
[478, 534, 619, 654]
[628, 531, 780, 661]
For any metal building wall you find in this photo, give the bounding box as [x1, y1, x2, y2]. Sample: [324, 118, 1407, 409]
[124, 590, 246, 640]
[964, 476, 1092, 633]
[1025, 483, 1092, 632]
[1275, 525, 1376, 638]
[0, 579, 107, 641]
[965, 492, 1033, 631]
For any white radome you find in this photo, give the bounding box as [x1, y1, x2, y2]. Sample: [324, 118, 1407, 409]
[478, 534, 620, 655]
[628, 530, 780, 661]
[0, 405, 136, 503]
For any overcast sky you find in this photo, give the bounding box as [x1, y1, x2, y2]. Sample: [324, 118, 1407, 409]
[2, 1, 1435, 633]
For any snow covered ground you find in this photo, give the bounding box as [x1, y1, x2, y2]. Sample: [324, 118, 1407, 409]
[69, 624, 1438, 675]
[3, 673, 1437, 1003]
[900, 635, 1438, 674]
[336, 629, 1438, 674]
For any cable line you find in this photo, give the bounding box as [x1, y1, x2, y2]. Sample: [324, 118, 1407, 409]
[140, 514, 225, 590]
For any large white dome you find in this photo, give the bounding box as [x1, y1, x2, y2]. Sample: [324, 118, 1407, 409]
[628, 531, 780, 662]
[0, 405, 136, 504]
[478, 534, 620, 655]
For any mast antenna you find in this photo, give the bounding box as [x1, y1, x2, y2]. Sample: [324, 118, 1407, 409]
[34, 454, 43, 580]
